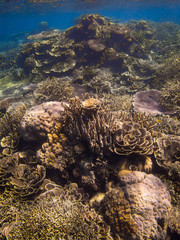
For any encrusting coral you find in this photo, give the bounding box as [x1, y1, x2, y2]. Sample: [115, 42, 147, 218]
[20, 101, 67, 141]
[36, 122, 75, 174]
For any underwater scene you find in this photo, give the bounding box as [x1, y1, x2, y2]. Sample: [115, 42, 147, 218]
[0, 0, 180, 239]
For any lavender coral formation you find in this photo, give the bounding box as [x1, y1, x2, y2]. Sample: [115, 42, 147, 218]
[97, 171, 172, 240]
[20, 101, 67, 141]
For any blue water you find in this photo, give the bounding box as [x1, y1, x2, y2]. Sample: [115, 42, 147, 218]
[0, 0, 180, 41]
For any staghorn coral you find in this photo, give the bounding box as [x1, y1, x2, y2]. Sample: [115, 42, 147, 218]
[63, 96, 156, 172]
[3, 184, 112, 240]
[20, 101, 67, 141]
[34, 77, 74, 103]
[97, 171, 172, 240]
[158, 81, 180, 118]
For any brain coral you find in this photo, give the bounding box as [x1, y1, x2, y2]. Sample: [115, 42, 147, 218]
[119, 171, 171, 240]
[99, 187, 138, 239]
[96, 171, 172, 240]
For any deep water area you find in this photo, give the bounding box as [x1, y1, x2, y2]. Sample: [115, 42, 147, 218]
[0, 1, 180, 240]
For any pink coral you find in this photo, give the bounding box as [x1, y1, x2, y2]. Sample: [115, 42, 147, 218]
[133, 90, 174, 115]
[20, 101, 68, 141]
[119, 171, 172, 240]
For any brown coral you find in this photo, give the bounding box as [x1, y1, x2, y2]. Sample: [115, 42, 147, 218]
[0, 104, 26, 158]
[34, 77, 74, 103]
[36, 124, 75, 174]
[0, 151, 46, 198]
[2, 183, 112, 240]
[154, 135, 180, 169]
[111, 121, 154, 156]
[97, 171, 172, 240]
[99, 187, 138, 239]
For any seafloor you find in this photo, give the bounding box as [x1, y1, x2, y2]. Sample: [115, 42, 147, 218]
[0, 14, 180, 240]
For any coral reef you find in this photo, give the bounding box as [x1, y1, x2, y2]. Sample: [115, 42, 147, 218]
[64, 96, 155, 163]
[0, 104, 26, 158]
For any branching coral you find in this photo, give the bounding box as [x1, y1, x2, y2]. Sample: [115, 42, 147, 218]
[63, 96, 156, 174]
[3, 184, 112, 240]
[34, 77, 74, 103]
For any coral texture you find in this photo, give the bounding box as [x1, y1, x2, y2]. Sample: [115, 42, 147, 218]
[3, 184, 112, 240]
[98, 171, 172, 240]
[133, 90, 175, 115]
[20, 101, 67, 141]
[154, 135, 180, 169]
[0, 151, 46, 198]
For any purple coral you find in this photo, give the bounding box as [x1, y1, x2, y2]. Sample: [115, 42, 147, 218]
[20, 101, 68, 141]
[133, 90, 174, 115]
[119, 171, 172, 240]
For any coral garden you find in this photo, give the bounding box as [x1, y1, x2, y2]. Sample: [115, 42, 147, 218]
[0, 14, 180, 240]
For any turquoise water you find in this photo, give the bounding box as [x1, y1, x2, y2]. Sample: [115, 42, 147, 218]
[0, 0, 180, 40]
